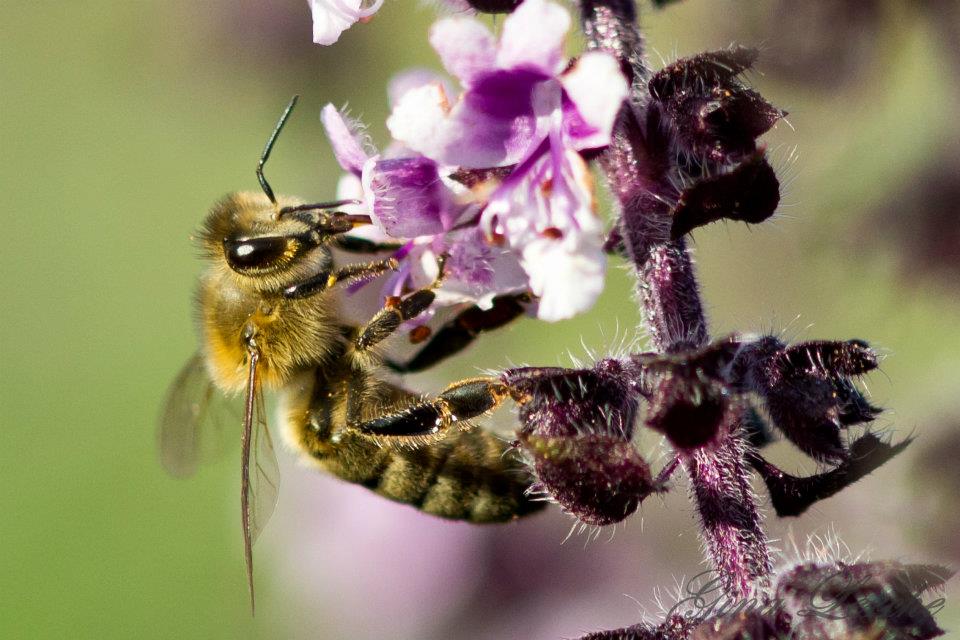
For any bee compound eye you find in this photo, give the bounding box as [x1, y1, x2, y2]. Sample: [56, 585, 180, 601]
[224, 235, 292, 273]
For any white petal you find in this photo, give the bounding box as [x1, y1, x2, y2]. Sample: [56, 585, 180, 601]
[309, 0, 364, 46]
[387, 69, 453, 109]
[386, 82, 451, 158]
[496, 0, 570, 74]
[522, 238, 605, 321]
[560, 51, 629, 149]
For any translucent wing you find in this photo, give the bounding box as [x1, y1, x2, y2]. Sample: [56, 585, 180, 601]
[239, 349, 279, 614]
[158, 353, 240, 478]
[159, 350, 279, 613]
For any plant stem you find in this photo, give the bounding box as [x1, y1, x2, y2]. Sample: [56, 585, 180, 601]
[580, 0, 771, 598]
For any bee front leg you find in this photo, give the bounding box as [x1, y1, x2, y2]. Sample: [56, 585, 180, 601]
[282, 258, 399, 300]
[356, 377, 514, 439]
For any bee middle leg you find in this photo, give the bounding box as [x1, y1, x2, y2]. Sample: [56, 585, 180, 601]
[356, 377, 514, 438]
[385, 293, 530, 374]
[354, 256, 449, 352]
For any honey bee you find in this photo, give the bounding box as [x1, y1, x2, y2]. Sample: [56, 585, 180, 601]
[158, 97, 542, 611]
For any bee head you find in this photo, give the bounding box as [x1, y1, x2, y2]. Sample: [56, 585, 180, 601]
[199, 191, 335, 293]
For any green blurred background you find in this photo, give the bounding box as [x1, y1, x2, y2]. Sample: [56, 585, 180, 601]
[3, 1, 959, 638]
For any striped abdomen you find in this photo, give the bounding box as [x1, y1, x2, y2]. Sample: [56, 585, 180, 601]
[281, 364, 543, 523]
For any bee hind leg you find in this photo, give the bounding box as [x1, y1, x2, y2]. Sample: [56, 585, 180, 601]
[356, 377, 514, 438]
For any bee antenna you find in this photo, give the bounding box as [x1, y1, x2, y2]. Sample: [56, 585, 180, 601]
[257, 95, 299, 206]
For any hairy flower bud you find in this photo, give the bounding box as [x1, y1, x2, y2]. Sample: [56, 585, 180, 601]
[576, 615, 697, 640]
[649, 47, 784, 163]
[632, 337, 742, 449]
[521, 432, 661, 525]
[732, 336, 881, 463]
[504, 360, 663, 524]
[463, 0, 522, 12]
[505, 359, 640, 439]
[669, 151, 780, 239]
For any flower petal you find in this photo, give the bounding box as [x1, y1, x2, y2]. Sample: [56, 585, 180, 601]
[496, 0, 570, 75]
[320, 104, 372, 176]
[559, 51, 628, 150]
[391, 73, 544, 168]
[522, 237, 605, 321]
[442, 227, 529, 299]
[364, 156, 452, 237]
[428, 18, 497, 86]
[386, 82, 451, 160]
[387, 69, 454, 109]
[309, 0, 367, 46]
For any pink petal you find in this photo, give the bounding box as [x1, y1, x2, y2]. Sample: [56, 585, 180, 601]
[309, 0, 367, 45]
[429, 17, 497, 86]
[320, 104, 372, 176]
[386, 82, 451, 161]
[363, 157, 452, 237]
[387, 68, 453, 109]
[522, 237, 605, 321]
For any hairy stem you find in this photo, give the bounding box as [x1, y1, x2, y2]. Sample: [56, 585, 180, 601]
[580, 0, 770, 598]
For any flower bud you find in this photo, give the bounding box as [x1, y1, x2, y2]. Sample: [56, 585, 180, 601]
[504, 359, 640, 440]
[670, 151, 780, 239]
[732, 337, 881, 463]
[463, 0, 522, 13]
[521, 432, 661, 525]
[649, 47, 784, 164]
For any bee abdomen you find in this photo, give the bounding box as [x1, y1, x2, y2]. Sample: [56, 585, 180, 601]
[370, 428, 543, 523]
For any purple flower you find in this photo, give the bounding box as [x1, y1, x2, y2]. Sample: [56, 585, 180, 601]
[386, 0, 628, 319]
[320, 102, 529, 309]
[309, 0, 384, 45]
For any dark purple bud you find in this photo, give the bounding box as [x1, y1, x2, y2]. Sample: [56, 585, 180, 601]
[631, 337, 743, 449]
[749, 433, 912, 517]
[504, 359, 640, 440]
[781, 338, 879, 377]
[776, 561, 951, 640]
[645, 376, 727, 450]
[670, 151, 780, 239]
[732, 337, 882, 463]
[649, 48, 784, 163]
[463, 0, 522, 13]
[690, 611, 783, 640]
[650, 47, 760, 98]
[576, 615, 697, 640]
[521, 432, 661, 526]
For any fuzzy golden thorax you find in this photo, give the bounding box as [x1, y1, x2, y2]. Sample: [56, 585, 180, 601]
[195, 191, 343, 393]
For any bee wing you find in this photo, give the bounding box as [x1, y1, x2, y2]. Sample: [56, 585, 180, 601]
[158, 353, 241, 478]
[250, 383, 280, 544]
[240, 349, 279, 613]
